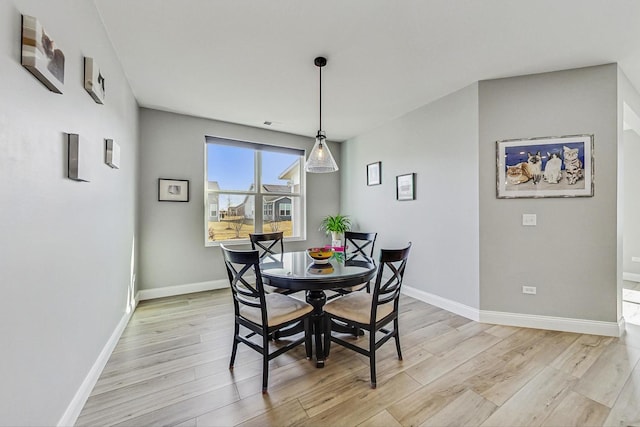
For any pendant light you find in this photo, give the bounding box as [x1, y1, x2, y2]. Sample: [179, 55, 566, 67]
[305, 56, 339, 173]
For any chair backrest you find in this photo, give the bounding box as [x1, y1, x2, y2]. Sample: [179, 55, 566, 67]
[371, 242, 412, 316]
[344, 231, 377, 258]
[249, 231, 284, 260]
[220, 244, 268, 325]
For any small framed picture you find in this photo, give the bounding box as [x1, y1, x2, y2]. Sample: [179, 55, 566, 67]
[367, 161, 381, 186]
[396, 173, 415, 201]
[21, 15, 65, 94]
[84, 57, 105, 104]
[105, 139, 120, 169]
[158, 178, 189, 202]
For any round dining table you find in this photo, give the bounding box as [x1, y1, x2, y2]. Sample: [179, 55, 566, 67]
[260, 250, 376, 367]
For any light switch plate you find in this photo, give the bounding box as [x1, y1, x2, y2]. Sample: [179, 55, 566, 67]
[522, 214, 537, 226]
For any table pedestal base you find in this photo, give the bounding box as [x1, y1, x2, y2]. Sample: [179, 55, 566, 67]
[273, 289, 364, 367]
[306, 290, 327, 367]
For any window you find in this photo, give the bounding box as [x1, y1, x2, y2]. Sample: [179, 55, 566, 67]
[279, 202, 291, 217]
[205, 136, 305, 245]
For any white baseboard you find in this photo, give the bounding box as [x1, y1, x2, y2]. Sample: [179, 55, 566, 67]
[623, 272, 640, 282]
[402, 285, 480, 321]
[402, 285, 622, 337]
[58, 297, 139, 426]
[479, 310, 622, 337]
[137, 279, 229, 301]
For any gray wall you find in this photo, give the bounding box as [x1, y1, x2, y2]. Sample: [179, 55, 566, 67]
[341, 84, 480, 308]
[623, 130, 640, 277]
[0, 1, 139, 425]
[138, 108, 341, 290]
[620, 68, 640, 280]
[479, 64, 619, 322]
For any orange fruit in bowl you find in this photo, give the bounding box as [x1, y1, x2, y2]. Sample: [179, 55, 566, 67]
[307, 247, 333, 261]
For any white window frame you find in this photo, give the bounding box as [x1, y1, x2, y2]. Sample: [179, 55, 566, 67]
[204, 136, 306, 246]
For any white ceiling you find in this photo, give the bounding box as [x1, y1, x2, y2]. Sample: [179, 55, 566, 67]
[94, 0, 640, 142]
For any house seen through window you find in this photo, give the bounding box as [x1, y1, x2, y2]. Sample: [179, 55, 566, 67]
[205, 136, 305, 244]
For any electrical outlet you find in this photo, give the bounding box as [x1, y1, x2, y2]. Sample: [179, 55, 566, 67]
[522, 286, 537, 295]
[522, 214, 537, 226]
[632, 257, 640, 263]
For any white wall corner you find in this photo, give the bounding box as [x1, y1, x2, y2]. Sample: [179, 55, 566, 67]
[618, 316, 626, 337]
[402, 285, 480, 322]
[137, 279, 229, 301]
[57, 304, 137, 427]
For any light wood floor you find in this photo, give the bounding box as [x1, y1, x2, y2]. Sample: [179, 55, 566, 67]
[624, 280, 640, 326]
[76, 289, 640, 427]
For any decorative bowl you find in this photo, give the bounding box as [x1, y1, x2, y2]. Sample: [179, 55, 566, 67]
[307, 263, 335, 275]
[307, 247, 333, 264]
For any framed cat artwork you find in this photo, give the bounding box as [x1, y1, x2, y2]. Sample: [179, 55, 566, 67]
[496, 134, 594, 198]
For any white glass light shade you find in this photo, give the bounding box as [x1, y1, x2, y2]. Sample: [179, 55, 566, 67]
[305, 131, 338, 173]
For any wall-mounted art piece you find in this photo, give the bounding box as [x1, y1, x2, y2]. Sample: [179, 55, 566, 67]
[21, 15, 65, 94]
[105, 139, 120, 169]
[496, 134, 594, 199]
[67, 133, 90, 182]
[367, 161, 381, 186]
[396, 173, 415, 201]
[84, 57, 105, 104]
[158, 178, 189, 202]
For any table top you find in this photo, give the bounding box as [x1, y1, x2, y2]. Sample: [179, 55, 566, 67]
[260, 251, 376, 291]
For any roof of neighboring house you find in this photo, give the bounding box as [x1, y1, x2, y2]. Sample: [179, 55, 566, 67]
[227, 178, 298, 209]
[207, 181, 220, 191]
[264, 195, 291, 204]
[262, 184, 292, 193]
[229, 184, 294, 209]
[278, 159, 300, 181]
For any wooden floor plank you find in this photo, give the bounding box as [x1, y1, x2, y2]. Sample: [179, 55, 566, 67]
[297, 373, 421, 427]
[550, 334, 614, 378]
[480, 366, 576, 427]
[235, 399, 309, 427]
[356, 410, 402, 427]
[541, 390, 610, 427]
[602, 358, 640, 427]
[406, 332, 501, 385]
[575, 342, 640, 407]
[419, 389, 497, 427]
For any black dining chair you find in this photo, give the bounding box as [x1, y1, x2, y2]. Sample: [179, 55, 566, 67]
[345, 231, 377, 259]
[250, 231, 284, 260]
[329, 231, 378, 299]
[249, 231, 295, 295]
[221, 244, 313, 393]
[323, 242, 411, 388]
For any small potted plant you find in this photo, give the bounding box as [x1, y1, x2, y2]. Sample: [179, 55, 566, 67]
[319, 214, 351, 246]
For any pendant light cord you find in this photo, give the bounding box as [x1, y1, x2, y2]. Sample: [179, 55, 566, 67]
[313, 56, 327, 140]
[319, 65, 322, 132]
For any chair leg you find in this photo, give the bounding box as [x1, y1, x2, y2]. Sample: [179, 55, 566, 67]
[262, 332, 269, 394]
[369, 332, 377, 389]
[324, 315, 332, 358]
[394, 318, 403, 360]
[229, 322, 239, 369]
[304, 317, 312, 359]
